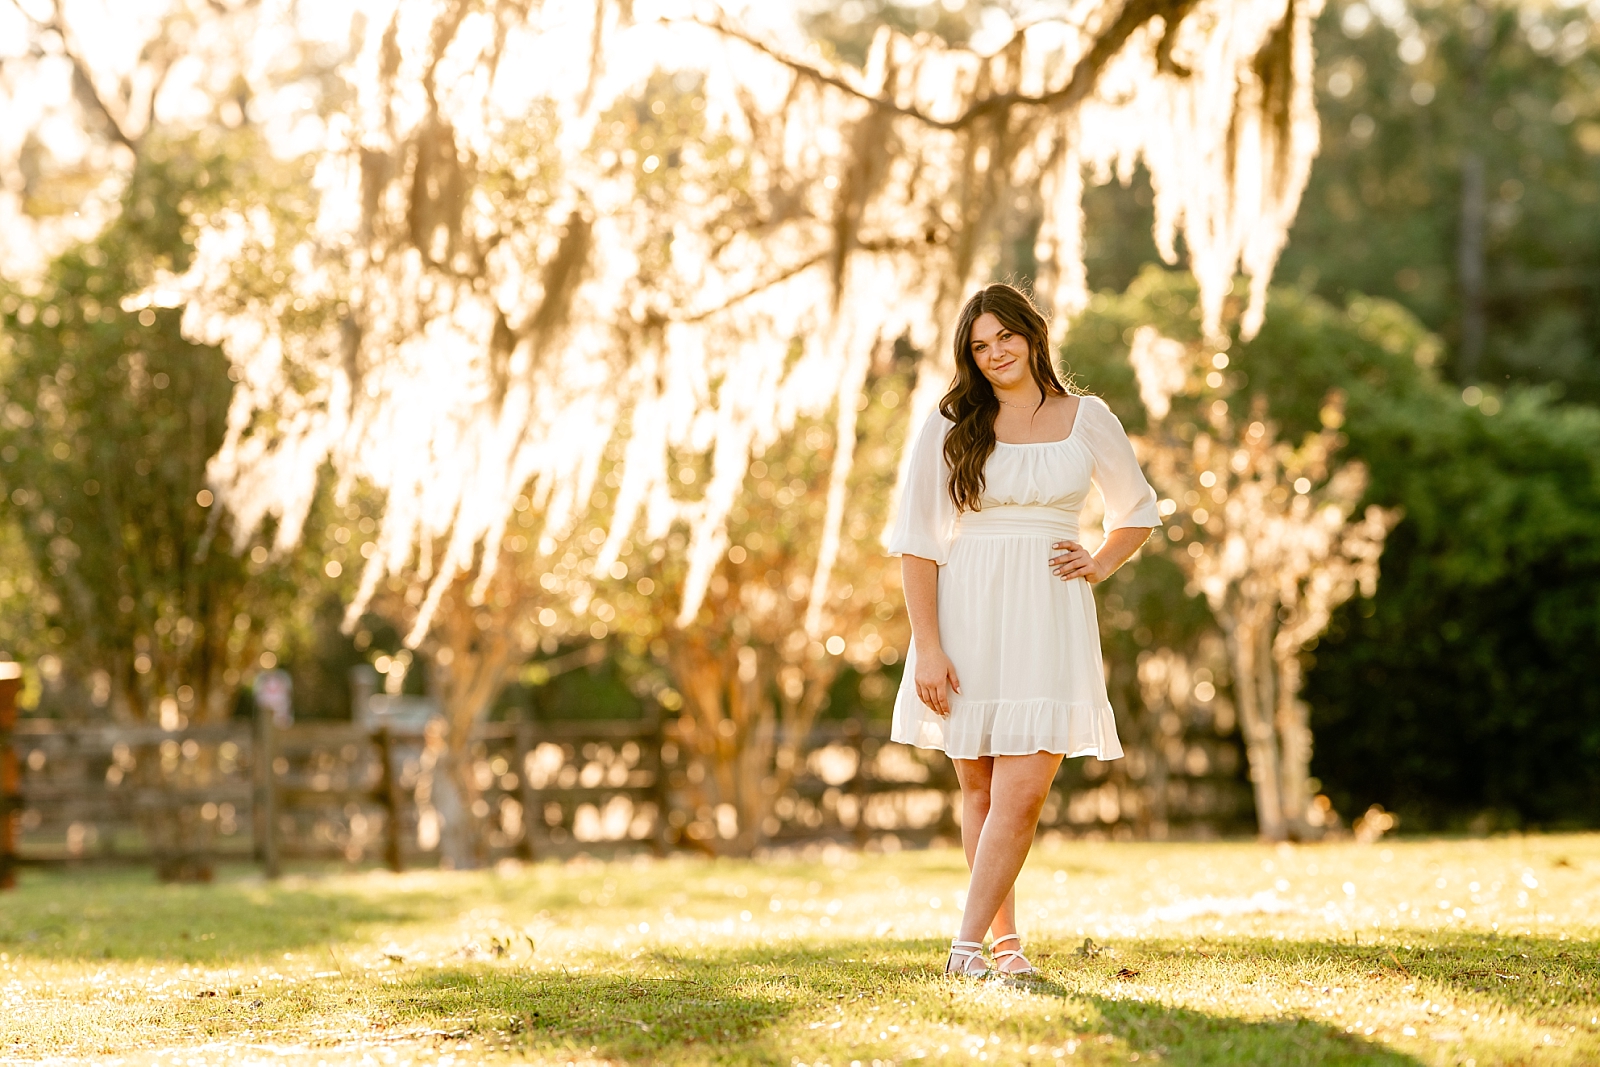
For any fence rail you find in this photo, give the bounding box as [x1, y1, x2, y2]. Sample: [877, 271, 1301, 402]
[0, 708, 1251, 884]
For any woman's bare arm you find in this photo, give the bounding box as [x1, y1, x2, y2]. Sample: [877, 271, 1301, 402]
[902, 554, 961, 716]
[1049, 526, 1153, 583]
[901, 554, 942, 650]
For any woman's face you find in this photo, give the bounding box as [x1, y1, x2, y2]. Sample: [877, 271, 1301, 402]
[968, 312, 1032, 392]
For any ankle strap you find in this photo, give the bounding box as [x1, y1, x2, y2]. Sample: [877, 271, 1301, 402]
[950, 938, 985, 950]
[991, 933, 1020, 947]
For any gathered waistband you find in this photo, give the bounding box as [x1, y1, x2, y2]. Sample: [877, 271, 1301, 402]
[956, 504, 1080, 540]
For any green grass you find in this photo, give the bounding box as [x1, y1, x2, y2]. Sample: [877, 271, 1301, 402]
[3, 836, 1598, 1065]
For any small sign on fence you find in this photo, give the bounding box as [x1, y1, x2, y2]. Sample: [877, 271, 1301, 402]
[253, 669, 294, 728]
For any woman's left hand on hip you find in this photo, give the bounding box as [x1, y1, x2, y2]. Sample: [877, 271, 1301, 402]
[1050, 540, 1106, 583]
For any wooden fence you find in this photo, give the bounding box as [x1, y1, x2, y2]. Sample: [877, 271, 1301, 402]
[0, 709, 1251, 883]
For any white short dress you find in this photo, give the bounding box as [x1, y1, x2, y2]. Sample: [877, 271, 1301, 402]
[888, 396, 1162, 760]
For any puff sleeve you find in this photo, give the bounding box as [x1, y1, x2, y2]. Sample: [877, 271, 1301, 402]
[887, 409, 958, 565]
[1078, 395, 1162, 535]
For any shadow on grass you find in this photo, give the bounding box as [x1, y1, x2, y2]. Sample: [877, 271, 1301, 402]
[1083, 995, 1419, 1066]
[987, 972, 1420, 1065]
[1261, 931, 1600, 1021]
[0, 866, 454, 964]
[375, 939, 1425, 1066]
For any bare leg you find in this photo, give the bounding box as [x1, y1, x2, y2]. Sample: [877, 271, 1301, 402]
[952, 757, 1018, 943]
[956, 753, 1063, 954]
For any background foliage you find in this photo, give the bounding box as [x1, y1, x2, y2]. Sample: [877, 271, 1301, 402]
[1063, 269, 1600, 831]
[1085, 0, 1600, 403]
[1060, 0, 1600, 828]
[0, 140, 313, 722]
[1, 0, 1599, 833]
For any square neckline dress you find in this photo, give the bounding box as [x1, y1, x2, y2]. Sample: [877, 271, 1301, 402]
[887, 395, 1162, 759]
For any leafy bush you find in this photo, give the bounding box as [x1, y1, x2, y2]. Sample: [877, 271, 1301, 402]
[1064, 268, 1600, 830]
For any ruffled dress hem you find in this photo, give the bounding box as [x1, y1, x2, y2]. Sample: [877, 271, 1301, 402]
[890, 698, 1125, 761]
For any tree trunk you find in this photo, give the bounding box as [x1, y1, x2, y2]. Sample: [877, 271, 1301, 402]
[1273, 649, 1314, 839]
[430, 602, 517, 869]
[763, 662, 837, 846]
[1127, 650, 1168, 839]
[670, 641, 839, 857]
[1457, 149, 1486, 381]
[670, 644, 732, 851]
[429, 744, 477, 869]
[1224, 612, 1286, 841]
[1456, 0, 1489, 382]
[729, 687, 777, 856]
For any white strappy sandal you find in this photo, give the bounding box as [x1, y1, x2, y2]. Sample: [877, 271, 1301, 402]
[945, 938, 990, 977]
[990, 933, 1036, 976]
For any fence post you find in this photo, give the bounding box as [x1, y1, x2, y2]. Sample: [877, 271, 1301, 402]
[648, 709, 675, 856]
[0, 663, 20, 890]
[373, 726, 405, 873]
[845, 719, 870, 848]
[254, 706, 280, 878]
[515, 718, 537, 862]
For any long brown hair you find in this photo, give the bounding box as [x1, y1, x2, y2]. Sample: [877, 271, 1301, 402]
[940, 284, 1068, 512]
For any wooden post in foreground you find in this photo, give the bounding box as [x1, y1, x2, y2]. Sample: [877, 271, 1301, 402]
[253, 706, 280, 878]
[515, 718, 537, 862]
[373, 726, 405, 873]
[648, 710, 672, 856]
[845, 718, 870, 849]
[0, 662, 20, 890]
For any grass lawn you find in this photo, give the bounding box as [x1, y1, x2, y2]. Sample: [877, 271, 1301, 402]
[2, 835, 1597, 1066]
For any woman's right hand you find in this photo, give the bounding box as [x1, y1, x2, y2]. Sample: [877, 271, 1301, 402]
[914, 646, 961, 717]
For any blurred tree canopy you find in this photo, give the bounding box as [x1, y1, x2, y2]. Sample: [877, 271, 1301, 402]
[802, 0, 1012, 63]
[1065, 268, 1600, 830]
[0, 140, 313, 722]
[1282, 0, 1600, 398]
[1080, 0, 1600, 399]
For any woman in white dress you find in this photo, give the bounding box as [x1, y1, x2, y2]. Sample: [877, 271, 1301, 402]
[888, 284, 1161, 977]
